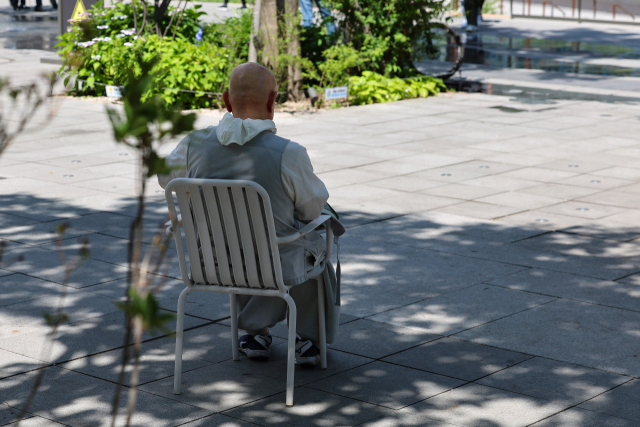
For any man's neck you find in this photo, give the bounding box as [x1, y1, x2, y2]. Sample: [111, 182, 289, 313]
[231, 111, 273, 121]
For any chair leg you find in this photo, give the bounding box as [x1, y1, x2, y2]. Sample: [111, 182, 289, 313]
[282, 293, 297, 407]
[174, 287, 192, 395]
[317, 279, 327, 370]
[230, 294, 240, 361]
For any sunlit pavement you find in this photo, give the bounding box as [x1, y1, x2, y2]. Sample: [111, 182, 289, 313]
[1, 22, 640, 427]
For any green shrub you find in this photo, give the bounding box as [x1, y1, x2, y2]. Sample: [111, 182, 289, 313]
[57, 1, 251, 109]
[347, 71, 446, 105]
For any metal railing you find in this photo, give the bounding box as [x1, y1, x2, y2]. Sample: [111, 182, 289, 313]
[510, 0, 640, 23]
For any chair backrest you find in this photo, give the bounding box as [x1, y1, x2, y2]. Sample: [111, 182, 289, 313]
[165, 178, 286, 292]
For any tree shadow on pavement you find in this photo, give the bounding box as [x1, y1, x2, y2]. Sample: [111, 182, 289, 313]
[0, 194, 639, 426]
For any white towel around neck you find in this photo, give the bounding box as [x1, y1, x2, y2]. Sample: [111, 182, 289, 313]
[215, 112, 277, 146]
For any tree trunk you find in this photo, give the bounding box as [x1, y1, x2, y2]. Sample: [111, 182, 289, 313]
[259, 0, 280, 70]
[249, 0, 262, 62]
[285, 0, 302, 101]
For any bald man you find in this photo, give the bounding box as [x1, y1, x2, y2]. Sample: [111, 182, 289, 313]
[158, 63, 339, 366]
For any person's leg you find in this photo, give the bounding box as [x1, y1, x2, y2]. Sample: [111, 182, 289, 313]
[34, 0, 43, 11]
[463, 0, 478, 30]
[240, 0, 246, 8]
[314, 0, 335, 35]
[299, 0, 314, 27]
[219, 0, 229, 9]
[50, 0, 57, 9]
[477, 0, 485, 25]
[235, 293, 286, 358]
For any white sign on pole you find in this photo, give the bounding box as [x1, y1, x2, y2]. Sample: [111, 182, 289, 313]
[324, 86, 348, 100]
[106, 85, 123, 98]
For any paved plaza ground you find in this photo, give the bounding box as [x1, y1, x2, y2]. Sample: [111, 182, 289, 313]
[1, 14, 640, 427]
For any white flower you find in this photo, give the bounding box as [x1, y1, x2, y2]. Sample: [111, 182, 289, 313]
[96, 24, 108, 29]
[121, 29, 136, 35]
[91, 54, 101, 60]
[118, 15, 127, 19]
[124, 42, 133, 46]
[78, 40, 96, 47]
[104, 37, 112, 41]
[116, 34, 124, 38]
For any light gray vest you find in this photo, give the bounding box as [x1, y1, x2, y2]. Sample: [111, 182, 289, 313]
[185, 127, 325, 286]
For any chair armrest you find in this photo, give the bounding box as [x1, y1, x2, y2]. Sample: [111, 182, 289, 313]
[165, 214, 183, 236]
[277, 214, 331, 245]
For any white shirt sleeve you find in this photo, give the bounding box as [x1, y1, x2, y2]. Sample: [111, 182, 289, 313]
[281, 141, 329, 221]
[157, 136, 190, 189]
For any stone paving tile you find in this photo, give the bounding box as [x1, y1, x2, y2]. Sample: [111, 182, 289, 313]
[0, 212, 41, 229]
[511, 232, 640, 280]
[219, 343, 374, 387]
[0, 367, 212, 427]
[495, 211, 590, 231]
[592, 166, 640, 181]
[0, 242, 130, 288]
[456, 300, 640, 377]
[536, 160, 612, 174]
[61, 323, 234, 386]
[407, 383, 566, 427]
[0, 349, 42, 380]
[0, 309, 208, 364]
[475, 192, 564, 210]
[328, 319, 441, 359]
[420, 184, 506, 201]
[368, 285, 555, 335]
[578, 379, 640, 422]
[85, 277, 232, 321]
[308, 361, 465, 410]
[139, 363, 287, 413]
[178, 414, 260, 427]
[0, 289, 120, 336]
[431, 201, 526, 220]
[531, 407, 636, 427]
[0, 222, 93, 246]
[575, 190, 640, 210]
[518, 183, 604, 200]
[358, 412, 459, 427]
[366, 176, 446, 192]
[222, 386, 389, 426]
[3, 415, 69, 426]
[382, 337, 531, 382]
[487, 268, 640, 313]
[476, 357, 630, 405]
[556, 174, 636, 191]
[539, 201, 625, 219]
[379, 194, 463, 213]
[498, 167, 579, 183]
[0, 163, 110, 185]
[0, 274, 70, 308]
[340, 235, 526, 302]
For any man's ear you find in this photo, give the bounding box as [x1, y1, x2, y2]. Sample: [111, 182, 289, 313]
[267, 90, 277, 114]
[223, 91, 232, 113]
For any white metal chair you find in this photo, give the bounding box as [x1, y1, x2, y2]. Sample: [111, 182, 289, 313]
[165, 178, 333, 407]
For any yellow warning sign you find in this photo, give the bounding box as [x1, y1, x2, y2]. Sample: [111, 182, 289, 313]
[70, 0, 87, 21]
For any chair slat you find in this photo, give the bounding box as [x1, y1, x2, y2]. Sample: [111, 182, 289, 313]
[246, 190, 276, 289]
[231, 187, 261, 288]
[188, 187, 218, 285]
[175, 186, 205, 284]
[218, 186, 248, 287]
[202, 186, 232, 286]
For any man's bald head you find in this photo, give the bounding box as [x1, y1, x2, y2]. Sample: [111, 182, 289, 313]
[223, 63, 278, 120]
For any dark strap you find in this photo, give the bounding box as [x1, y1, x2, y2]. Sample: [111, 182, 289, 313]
[335, 236, 341, 306]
